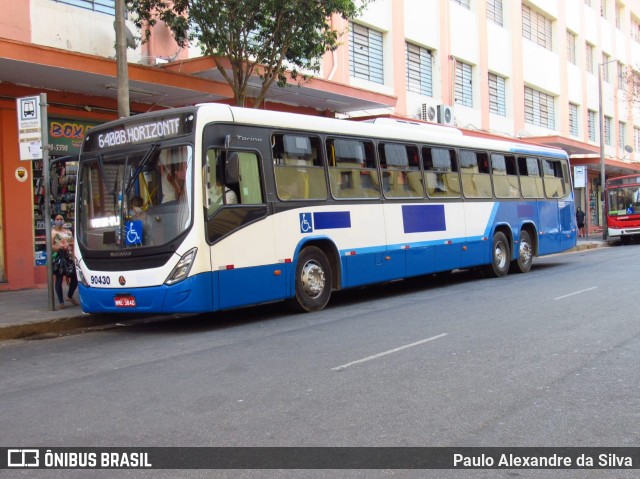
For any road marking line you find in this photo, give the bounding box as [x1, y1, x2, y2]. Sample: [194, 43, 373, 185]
[331, 333, 448, 371]
[554, 286, 597, 300]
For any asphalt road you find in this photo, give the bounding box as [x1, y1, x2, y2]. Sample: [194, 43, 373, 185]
[1, 244, 639, 478]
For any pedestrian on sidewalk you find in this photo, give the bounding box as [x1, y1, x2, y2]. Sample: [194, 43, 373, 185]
[51, 213, 79, 310]
[576, 207, 586, 238]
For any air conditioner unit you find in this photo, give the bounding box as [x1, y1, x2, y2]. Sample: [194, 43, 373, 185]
[421, 103, 437, 122]
[437, 104, 454, 126]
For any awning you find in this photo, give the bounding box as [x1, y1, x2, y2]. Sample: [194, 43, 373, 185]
[0, 38, 396, 112]
[525, 135, 602, 156]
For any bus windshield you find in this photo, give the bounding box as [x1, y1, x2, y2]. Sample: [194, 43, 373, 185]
[77, 144, 193, 251]
[608, 186, 640, 216]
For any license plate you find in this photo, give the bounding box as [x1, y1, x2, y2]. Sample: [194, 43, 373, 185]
[114, 295, 136, 307]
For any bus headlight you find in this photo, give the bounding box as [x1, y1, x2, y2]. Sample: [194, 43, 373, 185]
[76, 259, 89, 287]
[164, 247, 197, 285]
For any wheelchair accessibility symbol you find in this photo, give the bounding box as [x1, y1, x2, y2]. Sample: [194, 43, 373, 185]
[125, 220, 143, 246]
[299, 213, 313, 233]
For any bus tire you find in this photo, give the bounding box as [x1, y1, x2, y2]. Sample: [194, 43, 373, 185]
[511, 230, 533, 274]
[291, 246, 332, 312]
[483, 232, 510, 278]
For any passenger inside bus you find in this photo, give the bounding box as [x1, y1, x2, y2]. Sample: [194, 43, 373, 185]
[159, 147, 189, 203]
[213, 178, 238, 206]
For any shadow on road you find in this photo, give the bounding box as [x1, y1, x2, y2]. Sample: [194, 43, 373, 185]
[96, 265, 557, 338]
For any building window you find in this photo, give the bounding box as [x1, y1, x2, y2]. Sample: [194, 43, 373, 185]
[488, 73, 506, 116]
[604, 116, 612, 146]
[406, 43, 433, 97]
[633, 18, 640, 43]
[451, 0, 470, 9]
[584, 0, 591, 6]
[569, 103, 579, 137]
[524, 86, 555, 129]
[634, 127, 640, 155]
[588, 110, 597, 142]
[52, 0, 115, 15]
[349, 23, 384, 84]
[615, 2, 622, 29]
[601, 0, 608, 18]
[567, 31, 576, 64]
[454, 61, 473, 107]
[619, 122, 626, 149]
[487, 0, 503, 26]
[522, 4, 552, 51]
[617, 62, 626, 91]
[585, 43, 594, 74]
[602, 53, 610, 82]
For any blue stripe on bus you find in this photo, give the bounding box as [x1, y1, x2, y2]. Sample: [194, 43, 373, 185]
[313, 211, 351, 230]
[402, 204, 446, 233]
[483, 203, 500, 237]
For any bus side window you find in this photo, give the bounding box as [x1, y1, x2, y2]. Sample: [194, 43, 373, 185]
[205, 149, 264, 216]
[273, 134, 327, 200]
[459, 150, 492, 198]
[327, 138, 380, 199]
[233, 152, 263, 204]
[379, 143, 423, 198]
[518, 156, 544, 198]
[542, 159, 566, 198]
[422, 146, 460, 198]
[491, 154, 520, 198]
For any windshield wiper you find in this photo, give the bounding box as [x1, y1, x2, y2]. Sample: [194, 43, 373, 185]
[125, 143, 158, 197]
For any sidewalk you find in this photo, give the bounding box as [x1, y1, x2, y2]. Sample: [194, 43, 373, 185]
[0, 288, 116, 341]
[574, 234, 611, 251]
[0, 236, 612, 342]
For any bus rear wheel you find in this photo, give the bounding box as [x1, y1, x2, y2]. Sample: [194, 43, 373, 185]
[291, 246, 332, 312]
[511, 230, 533, 274]
[482, 232, 510, 278]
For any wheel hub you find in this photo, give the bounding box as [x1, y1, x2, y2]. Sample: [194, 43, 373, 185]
[519, 241, 532, 264]
[301, 261, 325, 299]
[495, 244, 507, 268]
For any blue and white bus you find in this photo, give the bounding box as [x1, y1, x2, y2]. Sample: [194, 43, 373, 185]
[74, 104, 576, 313]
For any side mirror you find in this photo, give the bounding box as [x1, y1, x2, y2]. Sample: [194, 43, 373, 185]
[225, 152, 240, 184]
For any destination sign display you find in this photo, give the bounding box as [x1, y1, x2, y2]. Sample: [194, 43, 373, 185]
[83, 112, 195, 152]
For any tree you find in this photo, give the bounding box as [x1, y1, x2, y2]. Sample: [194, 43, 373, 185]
[129, 0, 369, 108]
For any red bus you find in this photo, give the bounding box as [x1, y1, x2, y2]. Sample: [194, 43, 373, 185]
[606, 174, 640, 244]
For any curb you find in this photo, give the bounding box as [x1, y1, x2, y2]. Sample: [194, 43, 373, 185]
[571, 241, 610, 252]
[0, 314, 118, 341]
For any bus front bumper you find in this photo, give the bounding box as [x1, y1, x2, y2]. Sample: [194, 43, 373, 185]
[78, 273, 213, 314]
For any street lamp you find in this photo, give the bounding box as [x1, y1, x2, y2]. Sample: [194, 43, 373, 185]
[597, 59, 616, 241]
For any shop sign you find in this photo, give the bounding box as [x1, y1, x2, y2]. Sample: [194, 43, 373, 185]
[16, 96, 43, 160]
[573, 166, 586, 189]
[48, 118, 101, 155]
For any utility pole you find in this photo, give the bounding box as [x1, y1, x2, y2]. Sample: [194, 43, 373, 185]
[115, 0, 130, 118]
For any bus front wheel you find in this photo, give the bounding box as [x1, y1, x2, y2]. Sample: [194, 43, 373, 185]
[511, 230, 533, 274]
[483, 232, 510, 278]
[291, 246, 332, 312]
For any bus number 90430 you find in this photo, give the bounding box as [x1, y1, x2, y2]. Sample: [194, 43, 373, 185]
[90, 275, 111, 285]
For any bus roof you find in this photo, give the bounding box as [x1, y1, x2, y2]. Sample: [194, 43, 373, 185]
[83, 103, 568, 160]
[197, 103, 568, 159]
